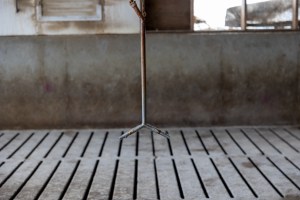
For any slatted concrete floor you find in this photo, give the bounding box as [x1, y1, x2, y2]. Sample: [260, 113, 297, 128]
[1, 127, 300, 200]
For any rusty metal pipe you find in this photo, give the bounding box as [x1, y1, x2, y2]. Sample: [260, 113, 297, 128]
[130, 0, 145, 20]
[129, 0, 146, 124]
[141, 19, 146, 124]
[120, 0, 169, 139]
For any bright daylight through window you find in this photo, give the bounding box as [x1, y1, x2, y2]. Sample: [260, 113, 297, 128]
[194, 0, 299, 31]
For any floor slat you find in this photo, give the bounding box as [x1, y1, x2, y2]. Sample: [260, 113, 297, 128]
[1, 126, 300, 199]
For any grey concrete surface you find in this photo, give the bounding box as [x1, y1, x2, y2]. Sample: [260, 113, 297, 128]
[0, 32, 299, 129]
[1, 126, 300, 199]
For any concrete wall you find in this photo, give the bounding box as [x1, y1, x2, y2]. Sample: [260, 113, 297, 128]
[0, 32, 299, 129]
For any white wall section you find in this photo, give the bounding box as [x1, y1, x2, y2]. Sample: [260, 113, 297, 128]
[0, 0, 140, 36]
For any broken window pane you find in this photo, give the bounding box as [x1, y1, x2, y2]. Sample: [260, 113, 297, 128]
[194, 0, 242, 31]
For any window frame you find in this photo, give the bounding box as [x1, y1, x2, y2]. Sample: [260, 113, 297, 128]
[36, 0, 102, 22]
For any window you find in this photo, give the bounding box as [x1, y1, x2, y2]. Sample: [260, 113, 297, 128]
[194, 0, 299, 31]
[194, 0, 241, 30]
[246, 0, 293, 29]
[36, 0, 102, 22]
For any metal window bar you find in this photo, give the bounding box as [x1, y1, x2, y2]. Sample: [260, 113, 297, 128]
[241, 0, 247, 30]
[292, 0, 299, 29]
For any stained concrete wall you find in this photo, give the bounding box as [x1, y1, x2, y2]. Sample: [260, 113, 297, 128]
[0, 32, 299, 129]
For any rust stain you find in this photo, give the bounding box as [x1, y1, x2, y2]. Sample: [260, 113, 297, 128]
[205, 178, 218, 186]
[284, 195, 300, 200]
[64, 130, 76, 136]
[72, 21, 105, 30]
[241, 161, 254, 168]
[44, 21, 106, 32]
[45, 22, 72, 31]
[18, 0, 34, 8]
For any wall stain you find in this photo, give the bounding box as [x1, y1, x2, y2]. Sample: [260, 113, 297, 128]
[63, 39, 71, 126]
[45, 22, 72, 31]
[18, 0, 33, 9]
[0, 34, 299, 129]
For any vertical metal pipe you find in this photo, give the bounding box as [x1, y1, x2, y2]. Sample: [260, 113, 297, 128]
[292, 0, 299, 30]
[190, 0, 194, 31]
[15, 0, 20, 13]
[241, 0, 247, 30]
[121, 0, 169, 139]
[141, 19, 146, 124]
